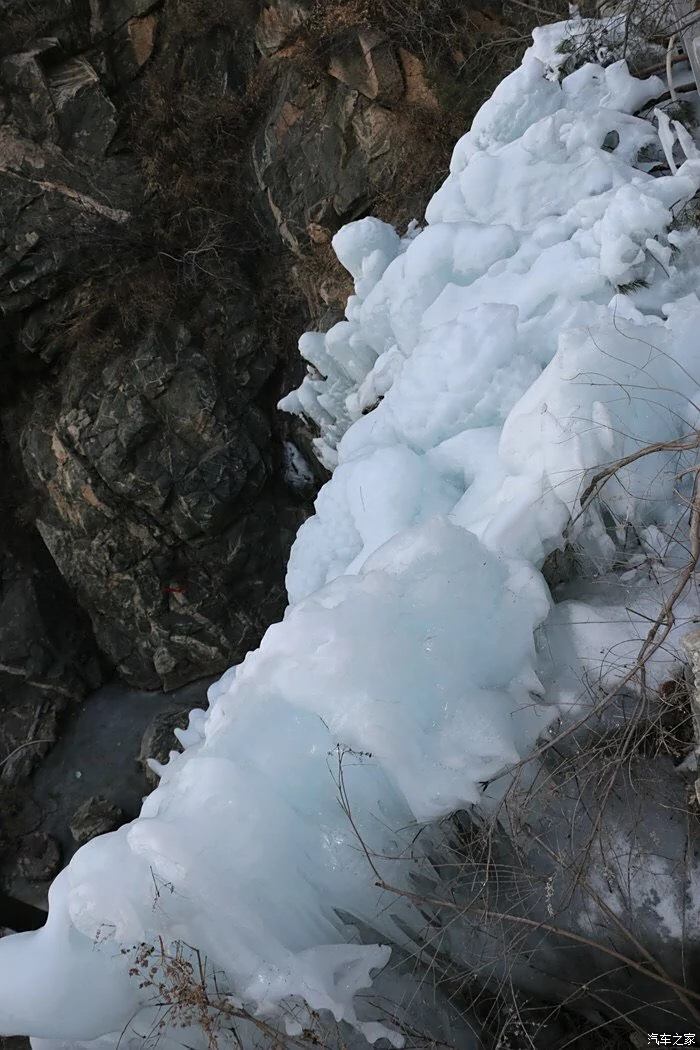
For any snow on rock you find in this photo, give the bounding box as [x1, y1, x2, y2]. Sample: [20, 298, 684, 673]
[3, 17, 700, 1050]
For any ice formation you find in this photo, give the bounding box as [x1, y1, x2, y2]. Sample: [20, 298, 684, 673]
[3, 16, 700, 1049]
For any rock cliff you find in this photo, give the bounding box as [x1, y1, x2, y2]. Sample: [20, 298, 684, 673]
[0, 0, 517, 909]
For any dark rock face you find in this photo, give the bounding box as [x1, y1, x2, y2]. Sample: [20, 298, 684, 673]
[0, 1, 308, 694]
[0, 579, 94, 901]
[0, 0, 509, 699]
[20, 316, 299, 689]
[0, 528, 101, 780]
[0, 440, 103, 904]
[254, 31, 420, 254]
[0, 26, 141, 366]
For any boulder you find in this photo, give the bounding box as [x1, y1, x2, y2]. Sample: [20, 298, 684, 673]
[21, 316, 303, 689]
[69, 796, 124, 845]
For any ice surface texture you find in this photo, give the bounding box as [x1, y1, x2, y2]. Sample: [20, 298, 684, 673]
[4, 17, 700, 1049]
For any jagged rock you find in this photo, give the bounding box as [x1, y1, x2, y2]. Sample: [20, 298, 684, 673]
[139, 707, 194, 786]
[0, 47, 58, 140]
[254, 66, 401, 251]
[255, 0, 310, 56]
[252, 26, 464, 265]
[327, 30, 404, 104]
[1, 1, 90, 56]
[0, 35, 141, 364]
[1, 37, 117, 155]
[21, 317, 303, 689]
[69, 796, 124, 845]
[0, 438, 100, 908]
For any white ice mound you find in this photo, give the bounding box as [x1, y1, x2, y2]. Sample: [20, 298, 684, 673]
[284, 42, 700, 600]
[0, 521, 549, 1047]
[4, 15, 700, 1050]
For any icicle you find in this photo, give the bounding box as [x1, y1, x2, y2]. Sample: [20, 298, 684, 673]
[655, 107, 678, 173]
[672, 119, 700, 161]
[666, 34, 678, 103]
